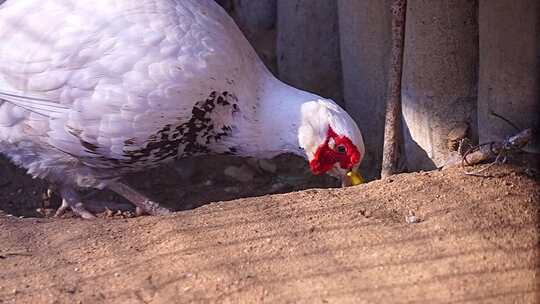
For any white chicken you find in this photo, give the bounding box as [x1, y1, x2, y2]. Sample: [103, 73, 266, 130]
[0, 0, 364, 218]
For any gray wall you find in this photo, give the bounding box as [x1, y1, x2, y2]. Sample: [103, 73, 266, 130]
[277, 0, 343, 105]
[402, 0, 478, 170]
[478, 0, 540, 153]
[220, 0, 278, 74]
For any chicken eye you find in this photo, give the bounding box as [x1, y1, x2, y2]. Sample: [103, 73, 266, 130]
[336, 144, 346, 154]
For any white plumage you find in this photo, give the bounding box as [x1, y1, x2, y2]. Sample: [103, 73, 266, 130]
[0, 0, 364, 217]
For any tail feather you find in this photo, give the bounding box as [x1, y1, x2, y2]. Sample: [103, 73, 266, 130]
[0, 90, 69, 118]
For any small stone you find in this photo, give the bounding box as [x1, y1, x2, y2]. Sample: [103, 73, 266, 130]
[270, 183, 287, 192]
[258, 159, 277, 173]
[224, 165, 255, 183]
[448, 123, 469, 141]
[524, 168, 537, 177]
[224, 186, 240, 194]
[406, 210, 422, 224]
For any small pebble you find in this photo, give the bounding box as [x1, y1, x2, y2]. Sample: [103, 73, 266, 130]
[103, 208, 113, 217]
[406, 211, 422, 224]
[524, 168, 537, 177]
[270, 183, 287, 191]
[224, 165, 255, 183]
[224, 186, 240, 194]
[258, 159, 277, 173]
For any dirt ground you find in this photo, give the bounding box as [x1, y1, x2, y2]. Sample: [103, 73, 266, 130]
[0, 154, 539, 303]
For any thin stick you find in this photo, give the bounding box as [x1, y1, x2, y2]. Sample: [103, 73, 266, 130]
[490, 110, 521, 132]
[381, 0, 407, 178]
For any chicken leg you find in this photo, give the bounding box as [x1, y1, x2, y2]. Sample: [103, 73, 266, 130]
[107, 181, 171, 216]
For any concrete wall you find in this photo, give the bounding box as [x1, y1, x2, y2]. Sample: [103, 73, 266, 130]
[229, 0, 276, 36]
[338, 0, 393, 179]
[478, 0, 540, 153]
[401, 0, 478, 170]
[276, 0, 343, 104]
[217, 0, 278, 74]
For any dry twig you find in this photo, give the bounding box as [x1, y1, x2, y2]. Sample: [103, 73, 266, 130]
[461, 128, 533, 176]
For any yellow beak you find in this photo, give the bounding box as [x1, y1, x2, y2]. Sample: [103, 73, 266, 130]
[346, 170, 364, 186]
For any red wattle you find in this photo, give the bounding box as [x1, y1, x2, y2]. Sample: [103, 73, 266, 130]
[309, 126, 361, 175]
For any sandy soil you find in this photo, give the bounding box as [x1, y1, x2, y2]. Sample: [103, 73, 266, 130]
[0, 155, 539, 303]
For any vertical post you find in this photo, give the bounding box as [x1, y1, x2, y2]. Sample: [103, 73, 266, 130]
[381, 0, 407, 178]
